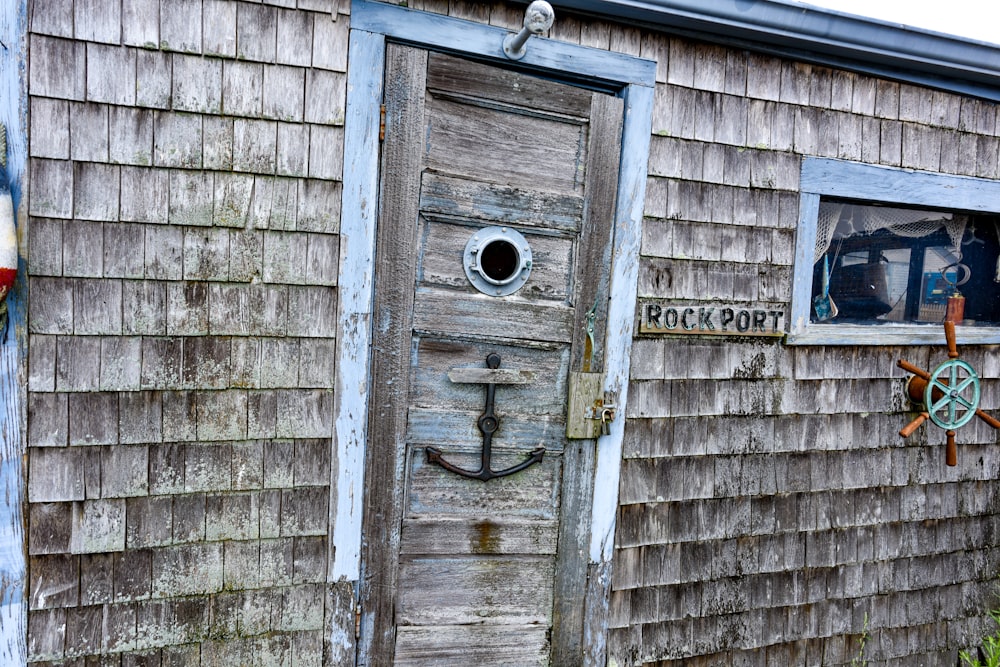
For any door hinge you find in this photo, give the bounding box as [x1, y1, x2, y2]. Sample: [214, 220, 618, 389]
[355, 605, 362, 639]
[379, 105, 386, 142]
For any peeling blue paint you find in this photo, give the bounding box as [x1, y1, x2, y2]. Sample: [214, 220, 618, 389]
[0, 0, 27, 660]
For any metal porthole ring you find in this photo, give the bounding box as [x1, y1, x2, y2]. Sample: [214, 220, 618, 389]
[925, 358, 980, 430]
[463, 226, 533, 297]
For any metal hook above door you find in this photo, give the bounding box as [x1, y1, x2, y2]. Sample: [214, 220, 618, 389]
[503, 0, 555, 60]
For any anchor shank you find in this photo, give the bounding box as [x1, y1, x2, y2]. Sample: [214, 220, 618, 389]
[477, 380, 498, 478]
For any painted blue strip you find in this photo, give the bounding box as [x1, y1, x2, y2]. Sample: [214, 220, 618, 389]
[352, 0, 656, 88]
[801, 157, 1000, 213]
[0, 0, 27, 661]
[589, 81, 654, 564]
[331, 28, 387, 582]
[787, 325, 1000, 347]
[788, 193, 819, 338]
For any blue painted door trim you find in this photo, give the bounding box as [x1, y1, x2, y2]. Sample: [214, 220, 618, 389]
[350, 0, 656, 88]
[330, 27, 386, 581]
[0, 0, 28, 662]
[333, 0, 654, 586]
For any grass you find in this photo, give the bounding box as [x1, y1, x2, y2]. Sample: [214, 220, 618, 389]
[960, 609, 1000, 667]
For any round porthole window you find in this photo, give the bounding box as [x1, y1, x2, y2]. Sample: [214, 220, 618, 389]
[463, 226, 532, 296]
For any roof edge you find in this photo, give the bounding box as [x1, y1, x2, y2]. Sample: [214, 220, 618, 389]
[558, 0, 1000, 101]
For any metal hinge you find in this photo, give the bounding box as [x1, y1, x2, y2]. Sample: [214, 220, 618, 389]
[379, 105, 386, 142]
[355, 605, 362, 639]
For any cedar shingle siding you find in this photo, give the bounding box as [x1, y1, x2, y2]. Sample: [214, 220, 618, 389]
[26, 0, 346, 661]
[21, 0, 1000, 664]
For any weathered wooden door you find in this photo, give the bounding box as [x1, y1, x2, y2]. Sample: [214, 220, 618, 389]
[359, 43, 623, 665]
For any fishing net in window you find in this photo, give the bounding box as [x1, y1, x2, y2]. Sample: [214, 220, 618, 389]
[814, 203, 968, 264]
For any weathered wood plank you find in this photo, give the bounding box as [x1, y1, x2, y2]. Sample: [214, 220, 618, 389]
[551, 90, 622, 667]
[419, 172, 584, 232]
[800, 156, 1000, 212]
[426, 51, 592, 117]
[424, 94, 588, 194]
[569, 91, 622, 373]
[358, 42, 428, 664]
[0, 4, 27, 661]
[409, 336, 569, 416]
[351, 0, 656, 88]
[396, 555, 555, 625]
[399, 517, 559, 555]
[394, 624, 549, 666]
[406, 445, 561, 520]
[412, 290, 574, 343]
[446, 367, 535, 385]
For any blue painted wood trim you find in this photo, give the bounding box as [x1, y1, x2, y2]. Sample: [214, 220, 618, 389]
[0, 0, 27, 662]
[789, 158, 1000, 346]
[788, 193, 820, 338]
[330, 28, 386, 582]
[801, 157, 1000, 213]
[589, 81, 654, 565]
[562, 0, 1000, 102]
[352, 0, 657, 89]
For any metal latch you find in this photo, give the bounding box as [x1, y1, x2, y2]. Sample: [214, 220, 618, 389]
[566, 371, 616, 439]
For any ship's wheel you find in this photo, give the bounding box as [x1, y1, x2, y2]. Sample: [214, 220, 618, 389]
[898, 320, 1000, 466]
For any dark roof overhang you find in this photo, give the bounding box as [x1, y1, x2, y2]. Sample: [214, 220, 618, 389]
[556, 0, 1000, 101]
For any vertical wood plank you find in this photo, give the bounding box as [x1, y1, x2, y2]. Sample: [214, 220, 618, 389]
[569, 93, 624, 373]
[551, 91, 623, 667]
[0, 0, 27, 661]
[356, 42, 427, 666]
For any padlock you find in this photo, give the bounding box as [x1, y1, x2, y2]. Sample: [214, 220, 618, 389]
[599, 406, 616, 436]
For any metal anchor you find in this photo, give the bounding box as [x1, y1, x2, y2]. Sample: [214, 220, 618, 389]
[426, 353, 544, 481]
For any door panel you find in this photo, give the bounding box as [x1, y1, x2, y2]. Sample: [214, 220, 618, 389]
[417, 217, 575, 297]
[394, 626, 551, 666]
[361, 44, 623, 665]
[419, 173, 586, 231]
[408, 339, 571, 416]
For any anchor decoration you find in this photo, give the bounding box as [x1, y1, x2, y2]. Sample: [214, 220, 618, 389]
[898, 319, 1000, 466]
[426, 353, 544, 481]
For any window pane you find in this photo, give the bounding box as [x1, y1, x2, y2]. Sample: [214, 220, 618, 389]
[810, 201, 1000, 326]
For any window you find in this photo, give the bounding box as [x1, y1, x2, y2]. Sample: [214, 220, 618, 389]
[789, 158, 1000, 345]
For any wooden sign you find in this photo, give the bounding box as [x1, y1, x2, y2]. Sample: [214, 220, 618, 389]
[639, 300, 785, 337]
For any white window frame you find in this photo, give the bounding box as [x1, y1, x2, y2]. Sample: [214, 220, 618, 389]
[788, 157, 1000, 345]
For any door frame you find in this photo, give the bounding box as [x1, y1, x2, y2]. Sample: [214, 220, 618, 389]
[331, 1, 655, 662]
